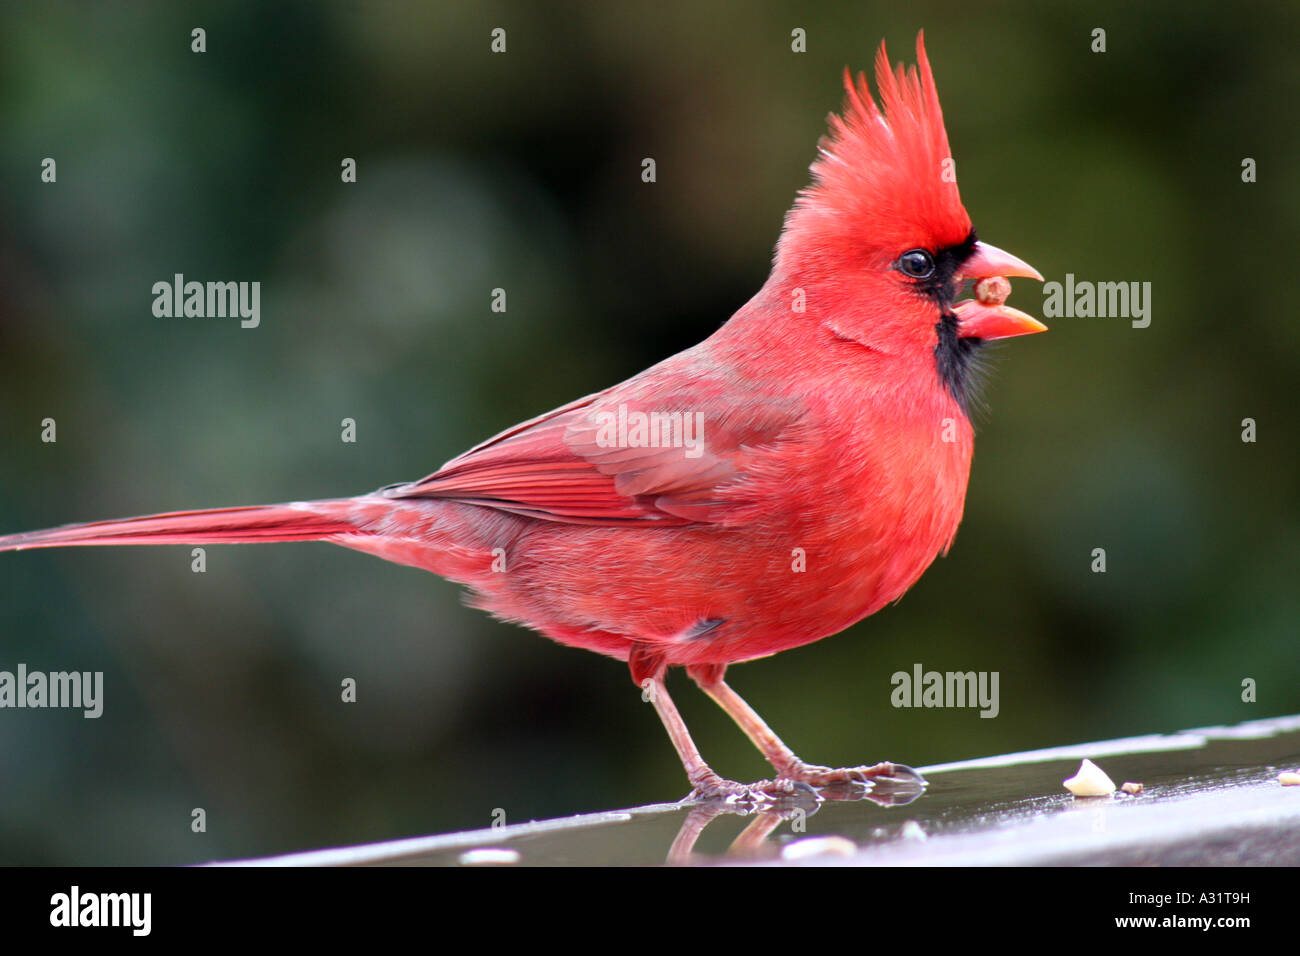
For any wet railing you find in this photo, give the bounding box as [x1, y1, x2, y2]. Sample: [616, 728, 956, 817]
[217, 714, 1300, 866]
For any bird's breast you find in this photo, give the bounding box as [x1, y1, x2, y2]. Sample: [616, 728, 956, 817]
[657, 384, 975, 666]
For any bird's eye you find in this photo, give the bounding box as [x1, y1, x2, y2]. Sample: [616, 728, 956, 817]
[897, 249, 936, 279]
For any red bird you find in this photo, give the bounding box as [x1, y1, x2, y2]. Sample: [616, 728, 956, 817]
[1, 35, 1044, 804]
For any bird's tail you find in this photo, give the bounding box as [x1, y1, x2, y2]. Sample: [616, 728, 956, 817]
[0, 502, 358, 552]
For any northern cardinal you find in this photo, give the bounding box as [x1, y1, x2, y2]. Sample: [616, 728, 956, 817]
[1, 34, 1044, 804]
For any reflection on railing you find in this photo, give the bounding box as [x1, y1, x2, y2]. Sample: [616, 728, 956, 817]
[667, 774, 926, 864]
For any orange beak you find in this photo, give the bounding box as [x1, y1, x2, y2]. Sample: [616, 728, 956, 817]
[953, 241, 1048, 341]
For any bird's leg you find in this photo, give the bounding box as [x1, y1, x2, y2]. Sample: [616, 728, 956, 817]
[644, 674, 720, 792]
[687, 664, 925, 791]
[642, 674, 788, 807]
[630, 644, 799, 808]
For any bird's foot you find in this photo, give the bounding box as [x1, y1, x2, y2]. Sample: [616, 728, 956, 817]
[778, 759, 925, 788]
[774, 761, 927, 805]
[685, 773, 821, 812]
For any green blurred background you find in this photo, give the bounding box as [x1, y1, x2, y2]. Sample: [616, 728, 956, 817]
[0, 1, 1296, 864]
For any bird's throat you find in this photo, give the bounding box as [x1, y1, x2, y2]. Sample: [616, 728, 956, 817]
[934, 312, 984, 416]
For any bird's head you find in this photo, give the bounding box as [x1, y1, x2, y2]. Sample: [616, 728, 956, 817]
[774, 32, 1045, 405]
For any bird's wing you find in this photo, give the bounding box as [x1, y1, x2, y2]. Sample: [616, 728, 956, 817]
[391, 374, 807, 527]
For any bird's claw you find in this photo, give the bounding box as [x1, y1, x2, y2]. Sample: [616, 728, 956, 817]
[684, 763, 925, 812]
[776, 760, 927, 798]
[685, 775, 822, 812]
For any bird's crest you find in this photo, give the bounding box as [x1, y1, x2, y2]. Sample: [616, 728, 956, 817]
[779, 32, 972, 270]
